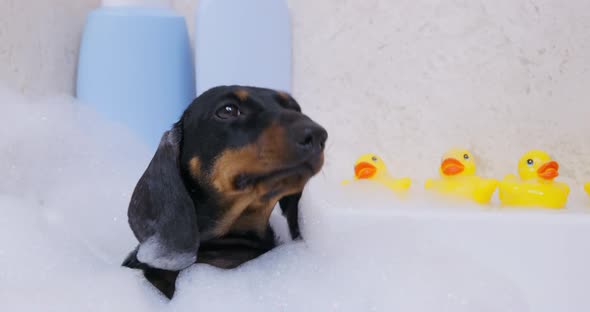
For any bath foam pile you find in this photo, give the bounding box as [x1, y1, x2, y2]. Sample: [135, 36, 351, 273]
[1, 86, 530, 311]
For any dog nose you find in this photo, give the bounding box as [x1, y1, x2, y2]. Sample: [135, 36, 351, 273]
[294, 122, 328, 154]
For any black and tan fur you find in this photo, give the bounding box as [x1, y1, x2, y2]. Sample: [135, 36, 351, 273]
[122, 86, 327, 299]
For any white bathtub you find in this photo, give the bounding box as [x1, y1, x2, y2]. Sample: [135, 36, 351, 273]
[301, 181, 590, 311]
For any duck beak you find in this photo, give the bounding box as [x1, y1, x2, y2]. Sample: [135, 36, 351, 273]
[354, 162, 377, 179]
[441, 158, 464, 176]
[537, 161, 559, 180]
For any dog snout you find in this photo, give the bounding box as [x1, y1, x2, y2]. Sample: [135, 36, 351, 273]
[292, 120, 327, 156]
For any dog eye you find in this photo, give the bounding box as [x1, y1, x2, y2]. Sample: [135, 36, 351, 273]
[216, 104, 241, 119]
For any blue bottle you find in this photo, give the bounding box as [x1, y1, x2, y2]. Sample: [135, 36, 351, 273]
[195, 0, 292, 95]
[76, 6, 195, 149]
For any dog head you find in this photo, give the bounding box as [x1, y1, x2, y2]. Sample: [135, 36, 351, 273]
[127, 86, 326, 271]
[180, 86, 327, 200]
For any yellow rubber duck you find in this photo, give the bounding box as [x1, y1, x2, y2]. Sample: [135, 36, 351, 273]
[585, 183, 590, 196]
[424, 148, 498, 204]
[342, 153, 411, 192]
[498, 150, 569, 209]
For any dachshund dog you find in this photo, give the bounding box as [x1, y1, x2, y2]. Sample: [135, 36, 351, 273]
[122, 86, 327, 299]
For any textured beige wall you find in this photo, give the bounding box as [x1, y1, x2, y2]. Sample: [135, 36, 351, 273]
[287, 0, 590, 185]
[1, 0, 589, 184]
[0, 0, 100, 94]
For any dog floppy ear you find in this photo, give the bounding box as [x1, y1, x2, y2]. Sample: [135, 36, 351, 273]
[126, 125, 199, 271]
[279, 192, 303, 240]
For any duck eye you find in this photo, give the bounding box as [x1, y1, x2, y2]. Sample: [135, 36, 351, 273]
[371, 156, 378, 162]
[463, 154, 470, 160]
[216, 104, 241, 119]
[527, 159, 534, 166]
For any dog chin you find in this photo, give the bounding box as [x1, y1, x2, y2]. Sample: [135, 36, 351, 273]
[268, 153, 324, 182]
[233, 154, 324, 191]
